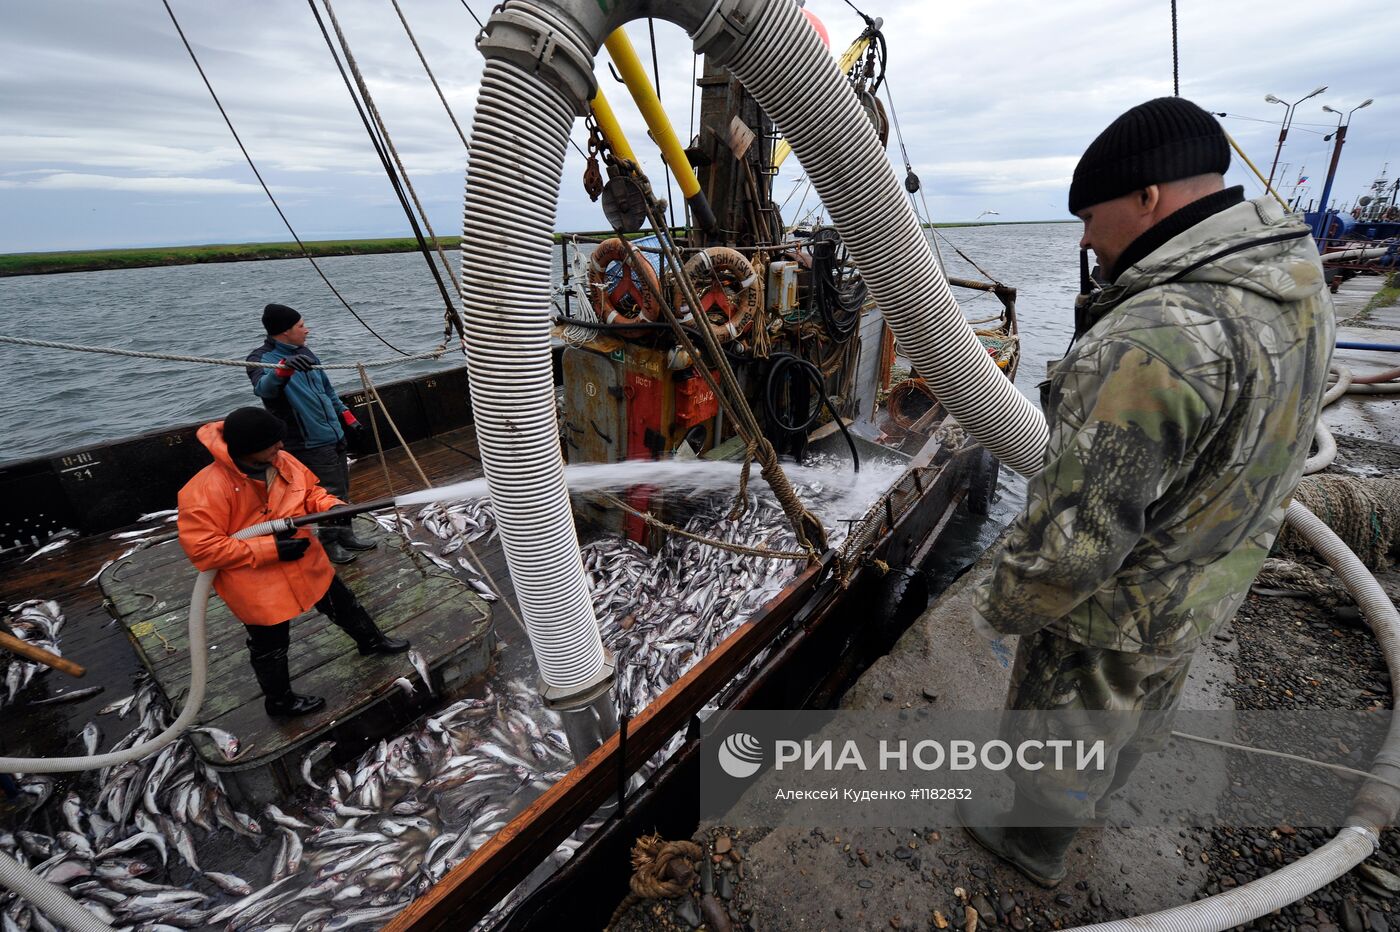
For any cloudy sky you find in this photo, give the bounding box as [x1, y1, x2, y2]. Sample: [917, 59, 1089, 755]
[2, 0, 1396, 253]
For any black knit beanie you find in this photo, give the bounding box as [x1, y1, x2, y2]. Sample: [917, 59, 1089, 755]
[222, 407, 286, 459]
[1068, 97, 1230, 214]
[262, 302, 302, 336]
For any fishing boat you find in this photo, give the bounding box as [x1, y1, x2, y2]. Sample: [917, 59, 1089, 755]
[0, 1, 1040, 929]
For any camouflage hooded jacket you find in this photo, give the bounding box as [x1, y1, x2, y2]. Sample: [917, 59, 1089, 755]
[974, 195, 1334, 654]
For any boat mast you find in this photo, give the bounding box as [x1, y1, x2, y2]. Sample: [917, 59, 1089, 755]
[693, 58, 778, 248]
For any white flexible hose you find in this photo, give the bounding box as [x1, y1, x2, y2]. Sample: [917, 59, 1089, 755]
[708, 0, 1047, 477]
[458, 60, 606, 693]
[0, 853, 111, 932]
[1076, 501, 1400, 932]
[1303, 419, 1337, 474]
[0, 518, 286, 932]
[1323, 365, 1353, 405]
[0, 519, 283, 772]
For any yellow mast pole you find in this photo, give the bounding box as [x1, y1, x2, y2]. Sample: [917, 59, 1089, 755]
[603, 28, 717, 231]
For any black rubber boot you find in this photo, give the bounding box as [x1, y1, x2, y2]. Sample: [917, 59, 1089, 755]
[319, 528, 358, 565]
[325, 600, 410, 656]
[956, 795, 1078, 888]
[335, 521, 378, 552]
[1095, 748, 1144, 819]
[246, 640, 326, 717]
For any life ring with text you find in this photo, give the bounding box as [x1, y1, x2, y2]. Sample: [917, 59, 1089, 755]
[588, 238, 661, 330]
[682, 247, 759, 344]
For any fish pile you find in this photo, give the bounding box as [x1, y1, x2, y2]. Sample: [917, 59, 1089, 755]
[2, 668, 589, 931]
[370, 501, 501, 604]
[2, 601, 66, 710]
[1, 677, 268, 930]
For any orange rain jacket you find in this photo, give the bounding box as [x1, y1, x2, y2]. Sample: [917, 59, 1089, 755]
[177, 421, 343, 625]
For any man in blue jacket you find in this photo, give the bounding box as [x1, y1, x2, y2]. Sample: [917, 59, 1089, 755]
[246, 302, 376, 564]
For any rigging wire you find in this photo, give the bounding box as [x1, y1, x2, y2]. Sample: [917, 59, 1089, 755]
[159, 0, 414, 356]
[391, 0, 469, 150]
[309, 0, 465, 341]
[647, 18, 678, 232]
[458, 0, 484, 30]
[1170, 0, 1179, 96]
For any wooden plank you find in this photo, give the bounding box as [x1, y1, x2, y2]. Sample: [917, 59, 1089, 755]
[199, 604, 493, 768]
[383, 555, 829, 932]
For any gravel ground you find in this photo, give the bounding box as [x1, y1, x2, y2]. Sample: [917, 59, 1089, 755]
[607, 436, 1400, 932]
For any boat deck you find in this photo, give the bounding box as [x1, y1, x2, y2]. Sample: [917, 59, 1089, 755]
[96, 514, 494, 794]
[0, 426, 516, 776]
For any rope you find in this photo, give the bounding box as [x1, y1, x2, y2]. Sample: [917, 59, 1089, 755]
[0, 334, 450, 370]
[727, 442, 759, 521]
[158, 0, 414, 357]
[354, 363, 432, 580]
[1171, 0, 1180, 97]
[391, 0, 470, 150]
[356, 367, 525, 629]
[605, 834, 705, 929]
[1170, 731, 1400, 795]
[598, 494, 809, 561]
[618, 206, 825, 557]
[311, 0, 466, 341]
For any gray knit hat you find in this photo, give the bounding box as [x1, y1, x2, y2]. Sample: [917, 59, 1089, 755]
[1069, 97, 1230, 214]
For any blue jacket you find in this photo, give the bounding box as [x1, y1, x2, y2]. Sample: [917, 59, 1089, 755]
[245, 339, 347, 450]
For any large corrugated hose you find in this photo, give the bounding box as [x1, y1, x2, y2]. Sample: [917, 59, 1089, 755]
[452, 3, 1397, 929]
[709, 0, 1047, 477]
[458, 60, 606, 693]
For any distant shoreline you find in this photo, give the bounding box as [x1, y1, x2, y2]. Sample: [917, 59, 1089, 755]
[0, 222, 1074, 277]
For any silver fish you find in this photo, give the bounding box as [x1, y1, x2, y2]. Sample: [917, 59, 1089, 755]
[81, 721, 100, 755]
[22, 538, 70, 562]
[26, 685, 104, 707]
[392, 676, 416, 697]
[191, 725, 240, 761]
[301, 739, 336, 791]
[204, 871, 252, 896]
[264, 803, 313, 831]
[98, 693, 137, 717]
[96, 831, 166, 866]
[408, 650, 433, 694]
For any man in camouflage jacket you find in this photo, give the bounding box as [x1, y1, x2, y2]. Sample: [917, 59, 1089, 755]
[958, 98, 1334, 887]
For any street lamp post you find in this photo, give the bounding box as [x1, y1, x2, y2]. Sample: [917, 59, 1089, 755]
[1265, 85, 1327, 191]
[1313, 99, 1374, 241]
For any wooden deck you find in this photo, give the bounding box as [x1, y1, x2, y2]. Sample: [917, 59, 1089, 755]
[0, 427, 518, 790]
[97, 514, 493, 777]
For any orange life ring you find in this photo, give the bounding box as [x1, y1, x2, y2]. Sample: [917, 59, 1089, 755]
[588, 238, 661, 329]
[682, 247, 759, 344]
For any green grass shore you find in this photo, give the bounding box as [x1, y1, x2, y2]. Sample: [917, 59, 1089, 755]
[0, 222, 1064, 277]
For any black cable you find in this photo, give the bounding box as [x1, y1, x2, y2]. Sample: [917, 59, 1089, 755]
[647, 17, 678, 232]
[809, 228, 865, 342]
[309, 0, 463, 339]
[458, 0, 484, 29]
[764, 353, 860, 473]
[1171, 0, 1180, 96]
[160, 0, 413, 356]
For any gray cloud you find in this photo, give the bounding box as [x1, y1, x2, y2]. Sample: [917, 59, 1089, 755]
[1, 0, 1395, 252]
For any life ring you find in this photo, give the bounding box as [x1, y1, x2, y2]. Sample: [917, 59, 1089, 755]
[588, 237, 662, 329]
[681, 247, 759, 344]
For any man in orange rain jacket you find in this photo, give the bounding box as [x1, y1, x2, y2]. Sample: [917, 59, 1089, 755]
[178, 407, 409, 718]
